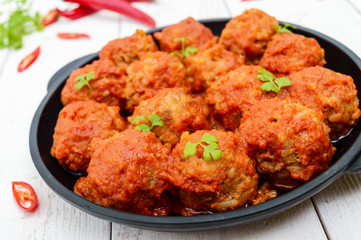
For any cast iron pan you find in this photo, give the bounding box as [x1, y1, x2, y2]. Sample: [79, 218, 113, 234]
[30, 19, 361, 231]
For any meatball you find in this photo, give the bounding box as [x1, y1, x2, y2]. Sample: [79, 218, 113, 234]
[206, 65, 280, 130]
[61, 59, 126, 108]
[220, 9, 278, 62]
[259, 33, 326, 75]
[124, 51, 188, 110]
[184, 44, 245, 92]
[129, 88, 210, 147]
[239, 98, 335, 182]
[252, 182, 278, 205]
[74, 129, 171, 215]
[167, 130, 258, 214]
[154, 17, 218, 53]
[51, 100, 126, 172]
[286, 66, 361, 139]
[99, 29, 158, 70]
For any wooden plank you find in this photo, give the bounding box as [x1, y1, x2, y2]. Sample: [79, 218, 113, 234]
[348, 0, 361, 14]
[312, 174, 361, 239]
[0, 61, 111, 238]
[0, 50, 9, 78]
[0, 0, 121, 239]
[112, 200, 327, 240]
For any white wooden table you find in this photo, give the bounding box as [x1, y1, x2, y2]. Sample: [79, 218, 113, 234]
[1, 0, 361, 239]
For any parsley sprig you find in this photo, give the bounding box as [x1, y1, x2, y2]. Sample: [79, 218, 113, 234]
[0, 0, 44, 50]
[275, 23, 296, 34]
[257, 67, 291, 93]
[183, 133, 222, 161]
[171, 37, 198, 61]
[74, 71, 94, 91]
[131, 114, 164, 132]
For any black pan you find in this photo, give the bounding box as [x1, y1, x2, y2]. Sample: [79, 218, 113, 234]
[30, 19, 361, 232]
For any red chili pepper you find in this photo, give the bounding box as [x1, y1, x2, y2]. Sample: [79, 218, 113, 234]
[42, 9, 59, 27]
[56, 1, 152, 20]
[12, 182, 38, 212]
[56, 6, 97, 20]
[18, 46, 40, 73]
[127, 0, 153, 2]
[57, 33, 90, 39]
[65, 0, 155, 28]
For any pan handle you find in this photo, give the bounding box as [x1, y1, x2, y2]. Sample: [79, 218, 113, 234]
[47, 53, 99, 92]
[345, 154, 361, 174]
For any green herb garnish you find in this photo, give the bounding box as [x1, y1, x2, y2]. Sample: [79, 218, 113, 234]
[257, 67, 291, 93]
[0, 0, 44, 50]
[183, 133, 222, 161]
[131, 114, 164, 132]
[170, 37, 198, 61]
[74, 71, 94, 91]
[275, 23, 296, 34]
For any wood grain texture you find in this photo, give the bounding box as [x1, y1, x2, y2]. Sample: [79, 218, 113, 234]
[112, 200, 327, 240]
[0, 50, 9, 78]
[348, 0, 361, 15]
[1, 0, 361, 239]
[312, 174, 361, 239]
[0, 0, 118, 239]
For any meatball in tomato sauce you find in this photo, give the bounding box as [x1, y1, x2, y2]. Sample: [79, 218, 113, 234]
[124, 51, 188, 110]
[286, 66, 361, 139]
[99, 29, 158, 70]
[74, 129, 171, 215]
[206, 65, 281, 130]
[52, 11, 361, 216]
[259, 33, 326, 75]
[61, 59, 126, 108]
[184, 44, 245, 92]
[154, 17, 218, 53]
[167, 130, 258, 214]
[51, 100, 126, 172]
[220, 9, 278, 62]
[129, 88, 210, 147]
[239, 98, 335, 183]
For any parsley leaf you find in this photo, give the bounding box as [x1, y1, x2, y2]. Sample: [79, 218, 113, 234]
[183, 47, 198, 57]
[171, 37, 198, 61]
[183, 133, 222, 161]
[131, 115, 146, 124]
[257, 67, 291, 93]
[203, 142, 222, 161]
[0, 0, 44, 50]
[131, 114, 164, 132]
[257, 67, 274, 82]
[275, 77, 291, 88]
[74, 71, 94, 91]
[260, 82, 278, 92]
[275, 23, 297, 34]
[148, 114, 164, 128]
[135, 123, 151, 132]
[171, 50, 180, 56]
[184, 141, 197, 159]
[201, 133, 218, 144]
